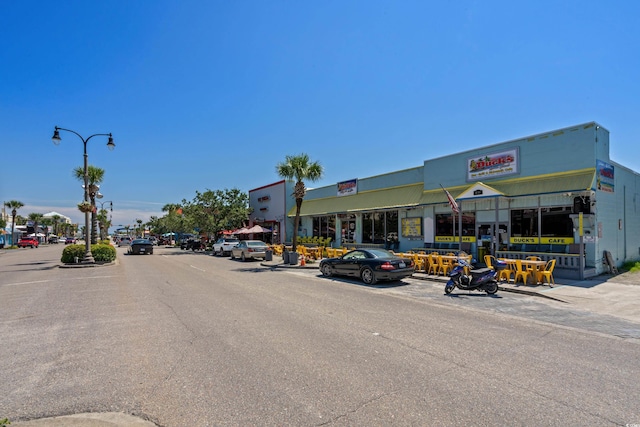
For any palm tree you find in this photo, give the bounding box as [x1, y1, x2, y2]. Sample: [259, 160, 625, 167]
[51, 214, 61, 237]
[4, 200, 24, 246]
[74, 165, 105, 244]
[276, 153, 323, 251]
[28, 213, 44, 243]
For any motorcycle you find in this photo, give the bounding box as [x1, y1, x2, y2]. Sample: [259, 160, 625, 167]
[444, 257, 503, 295]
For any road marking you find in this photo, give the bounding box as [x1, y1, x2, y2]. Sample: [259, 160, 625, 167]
[190, 265, 205, 272]
[4, 280, 51, 287]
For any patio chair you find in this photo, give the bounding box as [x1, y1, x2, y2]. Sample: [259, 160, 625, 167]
[436, 255, 452, 276]
[427, 253, 439, 275]
[537, 259, 556, 286]
[513, 259, 533, 285]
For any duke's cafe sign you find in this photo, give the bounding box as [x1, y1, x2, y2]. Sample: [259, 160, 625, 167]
[511, 237, 574, 244]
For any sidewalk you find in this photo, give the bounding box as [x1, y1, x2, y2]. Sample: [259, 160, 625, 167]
[262, 259, 640, 324]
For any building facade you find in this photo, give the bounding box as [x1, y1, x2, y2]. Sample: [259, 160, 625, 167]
[271, 122, 639, 279]
[248, 180, 295, 244]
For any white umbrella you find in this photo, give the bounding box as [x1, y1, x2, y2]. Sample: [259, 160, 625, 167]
[247, 225, 271, 233]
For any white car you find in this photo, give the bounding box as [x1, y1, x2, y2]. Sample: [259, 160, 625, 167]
[118, 237, 132, 247]
[212, 237, 240, 256]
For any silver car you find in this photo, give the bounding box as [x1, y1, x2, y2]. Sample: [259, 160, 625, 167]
[230, 240, 269, 261]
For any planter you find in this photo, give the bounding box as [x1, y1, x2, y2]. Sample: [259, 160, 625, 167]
[283, 251, 290, 264]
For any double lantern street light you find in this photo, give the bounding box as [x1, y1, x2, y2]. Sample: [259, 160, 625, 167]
[52, 126, 115, 263]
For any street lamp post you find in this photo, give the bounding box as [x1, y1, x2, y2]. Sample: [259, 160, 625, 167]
[52, 126, 115, 263]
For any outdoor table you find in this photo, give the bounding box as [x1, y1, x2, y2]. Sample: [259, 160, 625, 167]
[498, 258, 546, 284]
[307, 247, 322, 259]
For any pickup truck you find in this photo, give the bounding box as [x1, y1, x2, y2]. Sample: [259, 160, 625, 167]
[212, 237, 239, 256]
[17, 236, 39, 248]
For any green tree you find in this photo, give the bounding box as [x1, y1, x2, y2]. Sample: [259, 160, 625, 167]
[96, 209, 111, 240]
[73, 165, 105, 244]
[27, 212, 44, 243]
[4, 200, 24, 246]
[276, 153, 323, 251]
[50, 214, 61, 236]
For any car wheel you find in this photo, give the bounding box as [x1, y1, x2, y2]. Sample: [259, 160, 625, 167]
[321, 263, 333, 277]
[231, 252, 235, 259]
[241, 253, 246, 262]
[360, 267, 377, 285]
[217, 249, 222, 257]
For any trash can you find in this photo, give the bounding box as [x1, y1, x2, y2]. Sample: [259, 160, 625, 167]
[289, 252, 299, 265]
[283, 250, 290, 264]
[265, 249, 273, 261]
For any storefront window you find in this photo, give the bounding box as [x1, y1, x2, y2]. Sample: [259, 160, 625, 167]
[511, 209, 538, 237]
[312, 215, 336, 241]
[362, 211, 398, 244]
[435, 213, 475, 236]
[541, 207, 573, 236]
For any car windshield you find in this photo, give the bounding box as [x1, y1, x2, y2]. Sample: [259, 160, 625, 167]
[367, 249, 397, 258]
[132, 239, 149, 244]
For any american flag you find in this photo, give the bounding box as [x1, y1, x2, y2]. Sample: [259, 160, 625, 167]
[440, 185, 459, 214]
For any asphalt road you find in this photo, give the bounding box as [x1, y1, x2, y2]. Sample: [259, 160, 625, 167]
[1, 245, 639, 426]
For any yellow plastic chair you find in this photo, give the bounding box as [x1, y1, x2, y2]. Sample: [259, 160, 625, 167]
[537, 259, 556, 286]
[436, 255, 452, 276]
[412, 254, 425, 272]
[427, 253, 439, 275]
[513, 260, 532, 285]
[484, 255, 495, 269]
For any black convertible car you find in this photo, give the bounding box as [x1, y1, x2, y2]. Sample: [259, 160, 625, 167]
[319, 248, 415, 285]
[127, 238, 154, 255]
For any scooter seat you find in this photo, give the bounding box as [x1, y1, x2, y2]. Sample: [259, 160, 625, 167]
[470, 267, 493, 277]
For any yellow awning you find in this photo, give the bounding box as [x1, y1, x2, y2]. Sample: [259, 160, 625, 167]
[291, 183, 424, 217]
[292, 168, 596, 216]
[490, 168, 595, 197]
[419, 168, 596, 205]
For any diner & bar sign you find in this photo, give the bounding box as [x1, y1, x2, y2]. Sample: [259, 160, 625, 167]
[467, 148, 519, 181]
[337, 179, 358, 197]
[435, 236, 476, 243]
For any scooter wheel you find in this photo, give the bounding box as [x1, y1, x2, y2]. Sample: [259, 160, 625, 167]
[444, 282, 455, 294]
[485, 281, 499, 295]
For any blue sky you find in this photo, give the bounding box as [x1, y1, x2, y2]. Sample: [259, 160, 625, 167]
[2, 0, 639, 230]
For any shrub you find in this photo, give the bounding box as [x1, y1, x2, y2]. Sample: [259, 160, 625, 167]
[92, 244, 116, 262]
[61, 244, 86, 263]
[61, 244, 116, 263]
[100, 239, 111, 245]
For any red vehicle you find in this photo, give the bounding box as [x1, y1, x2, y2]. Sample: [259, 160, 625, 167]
[17, 236, 39, 248]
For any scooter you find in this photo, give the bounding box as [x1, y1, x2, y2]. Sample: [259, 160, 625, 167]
[444, 257, 502, 295]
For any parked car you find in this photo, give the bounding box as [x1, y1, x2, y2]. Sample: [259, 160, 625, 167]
[212, 237, 240, 256]
[230, 240, 269, 261]
[65, 237, 76, 245]
[127, 238, 154, 255]
[148, 236, 158, 246]
[118, 237, 132, 247]
[181, 238, 205, 251]
[48, 235, 59, 244]
[17, 236, 39, 248]
[319, 248, 415, 285]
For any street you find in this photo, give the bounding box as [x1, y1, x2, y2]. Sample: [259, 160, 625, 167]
[1, 245, 639, 426]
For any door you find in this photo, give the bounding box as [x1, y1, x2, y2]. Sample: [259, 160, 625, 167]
[477, 223, 507, 258]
